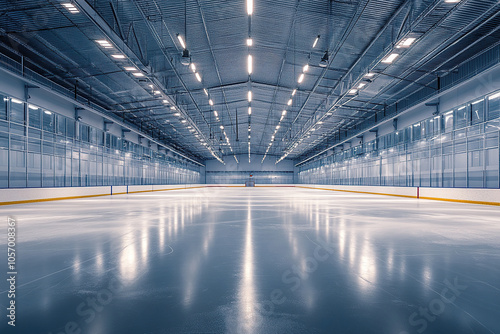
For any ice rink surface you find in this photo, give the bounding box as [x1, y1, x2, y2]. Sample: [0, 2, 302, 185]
[1, 187, 499, 334]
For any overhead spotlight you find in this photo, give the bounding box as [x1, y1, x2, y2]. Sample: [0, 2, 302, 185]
[248, 55, 253, 75]
[396, 37, 416, 48]
[313, 35, 320, 48]
[382, 53, 399, 64]
[319, 51, 329, 68]
[177, 34, 186, 49]
[181, 49, 191, 66]
[247, 0, 253, 15]
[190, 63, 196, 72]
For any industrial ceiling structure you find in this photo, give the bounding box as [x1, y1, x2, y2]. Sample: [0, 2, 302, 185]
[1, 0, 500, 165]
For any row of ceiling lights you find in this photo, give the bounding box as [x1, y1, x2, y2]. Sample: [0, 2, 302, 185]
[247, 0, 253, 163]
[261, 34, 322, 164]
[178, 28, 234, 164]
[95, 35, 225, 163]
[68, 0, 462, 164]
[277, 0, 462, 163]
[61, 3, 198, 159]
[276, 6, 467, 163]
[175, 33, 225, 163]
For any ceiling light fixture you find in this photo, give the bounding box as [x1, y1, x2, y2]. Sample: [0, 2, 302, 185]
[396, 37, 416, 48]
[303, 64, 309, 72]
[190, 63, 196, 72]
[177, 34, 186, 49]
[247, 0, 253, 15]
[209, 99, 214, 106]
[382, 53, 399, 64]
[313, 35, 320, 48]
[248, 107, 252, 115]
[96, 40, 112, 48]
[63, 3, 79, 13]
[248, 55, 253, 75]
[248, 91, 252, 102]
[287, 99, 292, 106]
[214, 110, 218, 117]
[292, 89, 297, 96]
[111, 54, 125, 59]
[247, 38, 253, 46]
[132, 72, 144, 77]
[195, 72, 202, 82]
[204, 88, 209, 96]
[298, 73, 305, 84]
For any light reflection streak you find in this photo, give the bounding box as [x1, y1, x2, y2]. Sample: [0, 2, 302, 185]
[182, 200, 215, 308]
[95, 251, 103, 274]
[237, 200, 259, 333]
[119, 231, 137, 284]
[358, 235, 377, 292]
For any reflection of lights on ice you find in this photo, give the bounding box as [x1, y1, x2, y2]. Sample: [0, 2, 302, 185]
[95, 252, 104, 274]
[422, 265, 432, 286]
[141, 228, 149, 264]
[386, 247, 394, 275]
[338, 228, 346, 259]
[354, 236, 377, 293]
[73, 255, 81, 275]
[236, 202, 260, 332]
[120, 234, 137, 284]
